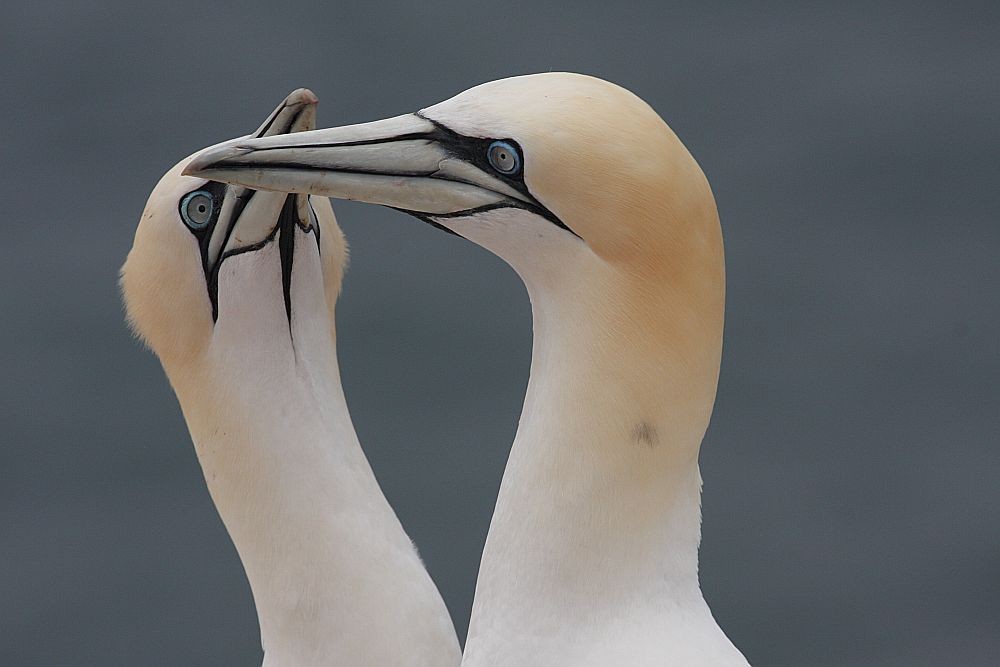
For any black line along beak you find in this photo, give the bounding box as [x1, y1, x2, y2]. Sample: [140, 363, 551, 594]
[182, 113, 550, 219]
[186, 89, 322, 321]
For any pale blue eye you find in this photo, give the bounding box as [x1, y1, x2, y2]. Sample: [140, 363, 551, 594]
[180, 190, 214, 229]
[487, 140, 521, 175]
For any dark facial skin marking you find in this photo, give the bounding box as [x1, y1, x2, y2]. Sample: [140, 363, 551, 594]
[633, 422, 658, 448]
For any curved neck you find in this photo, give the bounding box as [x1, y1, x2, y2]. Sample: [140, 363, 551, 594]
[164, 246, 460, 667]
[465, 239, 728, 663]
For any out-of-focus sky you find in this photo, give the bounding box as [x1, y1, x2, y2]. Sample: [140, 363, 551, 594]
[1, 2, 997, 665]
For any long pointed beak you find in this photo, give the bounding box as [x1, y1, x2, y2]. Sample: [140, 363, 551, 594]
[251, 87, 318, 137]
[183, 113, 529, 216]
[192, 89, 323, 322]
[203, 89, 320, 274]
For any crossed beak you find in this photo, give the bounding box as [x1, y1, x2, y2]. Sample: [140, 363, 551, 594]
[183, 113, 535, 218]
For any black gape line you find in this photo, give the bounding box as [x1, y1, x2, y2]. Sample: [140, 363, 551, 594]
[179, 184, 318, 325]
[206, 188, 256, 322]
[412, 113, 580, 239]
[307, 198, 321, 248]
[276, 195, 298, 328]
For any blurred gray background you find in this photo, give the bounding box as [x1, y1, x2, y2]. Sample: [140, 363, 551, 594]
[2, 1, 997, 665]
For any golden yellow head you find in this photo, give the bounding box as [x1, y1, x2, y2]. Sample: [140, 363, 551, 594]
[121, 90, 346, 369]
[185, 74, 720, 286]
[423, 73, 719, 269]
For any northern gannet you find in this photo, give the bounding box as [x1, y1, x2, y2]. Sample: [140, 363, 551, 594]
[121, 90, 461, 667]
[186, 73, 751, 666]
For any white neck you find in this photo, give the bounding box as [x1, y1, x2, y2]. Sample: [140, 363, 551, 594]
[457, 214, 746, 666]
[168, 241, 460, 667]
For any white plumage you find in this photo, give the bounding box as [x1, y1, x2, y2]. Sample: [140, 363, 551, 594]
[187, 72, 750, 666]
[121, 90, 461, 667]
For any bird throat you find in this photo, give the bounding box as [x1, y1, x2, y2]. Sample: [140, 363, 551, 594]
[276, 195, 298, 328]
[465, 254, 723, 661]
[203, 193, 314, 330]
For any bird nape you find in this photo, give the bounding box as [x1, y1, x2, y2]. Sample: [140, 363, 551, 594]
[120, 90, 461, 667]
[185, 72, 749, 667]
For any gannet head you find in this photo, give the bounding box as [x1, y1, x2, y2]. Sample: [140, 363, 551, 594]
[122, 89, 345, 368]
[184, 74, 719, 295]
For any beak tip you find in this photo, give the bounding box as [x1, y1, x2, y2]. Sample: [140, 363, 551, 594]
[182, 154, 212, 178]
[183, 144, 245, 178]
[184, 89, 319, 180]
[286, 88, 319, 107]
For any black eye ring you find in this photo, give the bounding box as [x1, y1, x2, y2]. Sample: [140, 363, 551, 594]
[180, 190, 215, 230]
[487, 140, 521, 176]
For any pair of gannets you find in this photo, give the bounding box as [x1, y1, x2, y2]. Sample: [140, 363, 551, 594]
[122, 74, 750, 666]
